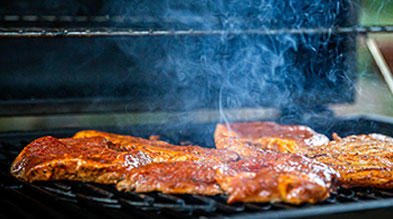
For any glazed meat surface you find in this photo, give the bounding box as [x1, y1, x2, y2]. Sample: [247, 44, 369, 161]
[215, 122, 393, 189]
[307, 133, 393, 188]
[74, 130, 238, 163]
[117, 161, 223, 195]
[116, 151, 338, 203]
[10, 136, 152, 183]
[12, 131, 238, 184]
[216, 152, 338, 204]
[214, 121, 329, 157]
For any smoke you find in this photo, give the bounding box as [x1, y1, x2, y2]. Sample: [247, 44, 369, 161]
[114, 0, 358, 127]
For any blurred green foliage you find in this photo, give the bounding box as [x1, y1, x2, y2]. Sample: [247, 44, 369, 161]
[353, 1, 393, 117]
[360, 0, 393, 25]
[358, 0, 393, 78]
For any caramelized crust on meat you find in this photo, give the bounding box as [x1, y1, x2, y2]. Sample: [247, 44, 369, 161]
[116, 161, 223, 195]
[74, 130, 238, 163]
[216, 152, 338, 204]
[74, 130, 175, 150]
[307, 133, 393, 188]
[214, 121, 329, 157]
[12, 130, 238, 184]
[10, 136, 152, 183]
[215, 122, 393, 189]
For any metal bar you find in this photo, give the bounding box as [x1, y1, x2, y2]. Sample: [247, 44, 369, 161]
[365, 37, 393, 95]
[0, 25, 393, 38]
[231, 198, 393, 219]
[0, 15, 221, 23]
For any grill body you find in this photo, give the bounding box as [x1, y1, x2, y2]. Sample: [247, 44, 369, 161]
[3, 1, 392, 218]
[2, 115, 393, 218]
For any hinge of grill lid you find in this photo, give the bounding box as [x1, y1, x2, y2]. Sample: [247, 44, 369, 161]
[280, 104, 335, 127]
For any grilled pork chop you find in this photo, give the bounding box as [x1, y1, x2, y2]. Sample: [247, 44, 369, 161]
[117, 152, 338, 203]
[307, 133, 393, 188]
[12, 131, 238, 184]
[216, 152, 338, 204]
[214, 121, 329, 157]
[116, 161, 223, 195]
[10, 136, 152, 183]
[74, 130, 238, 163]
[215, 122, 393, 189]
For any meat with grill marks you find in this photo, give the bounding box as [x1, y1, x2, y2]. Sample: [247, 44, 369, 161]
[74, 130, 239, 163]
[214, 121, 329, 157]
[11, 131, 238, 184]
[116, 152, 338, 203]
[214, 121, 393, 189]
[116, 161, 223, 195]
[307, 133, 393, 188]
[115, 152, 339, 204]
[216, 152, 338, 204]
[10, 136, 152, 183]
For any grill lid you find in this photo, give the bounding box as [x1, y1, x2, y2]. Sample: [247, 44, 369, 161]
[0, 0, 358, 116]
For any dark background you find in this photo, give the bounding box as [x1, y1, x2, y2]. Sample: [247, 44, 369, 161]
[0, 0, 358, 115]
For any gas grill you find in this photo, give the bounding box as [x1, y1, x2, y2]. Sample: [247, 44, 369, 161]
[2, 0, 393, 218]
[2, 116, 393, 218]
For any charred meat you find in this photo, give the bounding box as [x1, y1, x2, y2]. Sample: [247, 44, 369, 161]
[214, 121, 329, 157]
[74, 130, 238, 163]
[117, 161, 223, 195]
[11, 131, 238, 184]
[10, 136, 152, 183]
[308, 133, 393, 188]
[216, 152, 338, 204]
[116, 152, 338, 203]
[215, 122, 393, 189]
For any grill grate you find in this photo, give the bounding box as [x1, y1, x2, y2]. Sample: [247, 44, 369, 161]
[2, 117, 393, 218]
[0, 25, 393, 38]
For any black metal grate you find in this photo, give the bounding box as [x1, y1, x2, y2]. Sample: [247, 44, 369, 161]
[2, 116, 393, 218]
